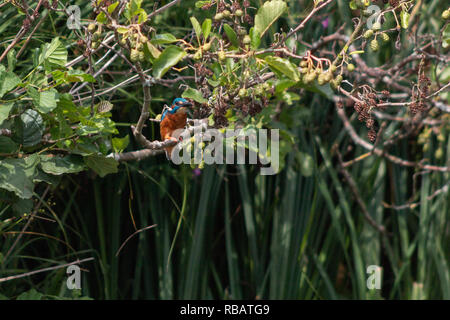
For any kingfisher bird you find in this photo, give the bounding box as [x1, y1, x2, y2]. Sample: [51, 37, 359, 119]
[160, 98, 193, 160]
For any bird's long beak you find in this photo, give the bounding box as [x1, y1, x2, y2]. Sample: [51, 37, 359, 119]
[183, 102, 193, 107]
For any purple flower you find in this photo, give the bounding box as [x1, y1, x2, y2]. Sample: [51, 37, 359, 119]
[192, 168, 202, 177]
[321, 17, 329, 29]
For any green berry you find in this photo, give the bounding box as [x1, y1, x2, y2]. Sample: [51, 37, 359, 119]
[222, 10, 231, 18]
[91, 41, 99, 49]
[242, 35, 251, 44]
[218, 51, 226, 61]
[92, 31, 101, 41]
[330, 65, 337, 73]
[87, 23, 96, 32]
[347, 63, 355, 72]
[335, 74, 343, 84]
[235, 9, 244, 17]
[238, 88, 247, 97]
[324, 72, 333, 82]
[300, 60, 308, 68]
[300, 67, 309, 74]
[138, 51, 145, 62]
[130, 49, 139, 62]
[238, 28, 247, 36]
[442, 10, 450, 20]
[214, 13, 223, 21]
[363, 29, 374, 39]
[317, 73, 325, 85]
[381, 32, 390, 42]
[371, 22, 381, 31]
[370, 39, 379, 51]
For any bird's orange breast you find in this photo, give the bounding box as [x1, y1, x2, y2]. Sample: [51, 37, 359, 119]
[160, 110, 187, 140]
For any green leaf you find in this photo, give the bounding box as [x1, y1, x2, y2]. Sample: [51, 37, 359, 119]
[400, 10, 410, 29]
[12, 198, 33, 214]
[16, 289, 43, 300]
[13, 109, 44, 147]
[190, 17, 202, 43]
[150, 33, 178, 45]
[137, 8, 147, 24]
[254, 0, 287, 37]
[38, 38, 68, 71]
[0, 102, 14, 125]
[223, 24, 239, 47]
[0, 154, 40, 199]
[182, 87, 208, 104]
[40, 155, 86, 175]
[0, 65, 21, 98]
[195, 1, 211, 8]
[7, 49, 16, 72]
[52, 70, 96, 84]
[152, 46, 186, 79]
[144, 42, 161, 60]
[112, 135, 130, 153]
[264, 56, 300, 81]
[107, 1, 119, 14]
[28, 87, 59, 113]
[202, 18, 212, 40]
[84, 154, 119, 177]
[96, 12, 107, 24]
[249, 27, 261, 49]
[0, 136, 18, 153]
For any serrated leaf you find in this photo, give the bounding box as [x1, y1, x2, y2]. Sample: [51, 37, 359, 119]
[264, 56, 300, 81]
[38, 38, 67, 71]
[0, 136, 18, 153]
[254, 0, 287, 37]
[0, 102, 14, 125]
[182, 87, 208, 104]
[223, 24, 239, 47]
[0, 154, 40, 199]
[84, 154, 118, 177]
[40, 155, 86, 175]
[202, 18, 212, 40]
[152, 46, 186, 79]
[28, 87, 59, 113]
[13, 109, 44, 147]
[112, 135, 130, 153]
[0, 65, 21, 98]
